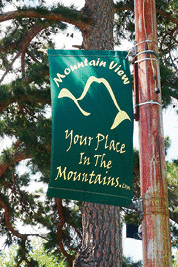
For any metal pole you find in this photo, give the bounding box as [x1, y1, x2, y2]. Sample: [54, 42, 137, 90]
[134, 0, 172, 266]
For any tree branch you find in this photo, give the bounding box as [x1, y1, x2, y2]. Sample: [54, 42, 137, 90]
[21, 51, 25, 74]
[0, 142, 30, 178]
[0, 24, 45, 84]
[0, 7, 91, 30]
[0, 190, 48, 266]
[16, 237, 31, 267]
[157, 10, 178, 26]
[0, 192, 25, 239]
[0, 52, 21, 84]
[169, 209, 178, 224]
[0, 84, 50, 114]
[56, 198, 75, 265]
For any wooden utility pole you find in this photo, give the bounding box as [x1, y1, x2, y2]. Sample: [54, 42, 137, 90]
[134, 0, 172, 266]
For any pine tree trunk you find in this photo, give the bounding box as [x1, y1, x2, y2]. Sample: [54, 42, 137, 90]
[74, 1, 123, 266]
[74, 203, 122, 267]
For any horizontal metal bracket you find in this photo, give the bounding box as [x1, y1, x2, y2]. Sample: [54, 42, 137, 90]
[134, 57, 159, 64]
[135, 100, 162, 108]
[134, 39, 157, 47]
[136, 50, 159, 58]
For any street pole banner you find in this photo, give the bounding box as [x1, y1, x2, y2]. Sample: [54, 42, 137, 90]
[47, 50, 133, 207]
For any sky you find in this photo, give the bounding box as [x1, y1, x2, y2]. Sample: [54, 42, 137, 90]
[1, 0, 178, 263]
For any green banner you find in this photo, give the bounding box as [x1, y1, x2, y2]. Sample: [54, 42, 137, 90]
[47, 50, 133, 207]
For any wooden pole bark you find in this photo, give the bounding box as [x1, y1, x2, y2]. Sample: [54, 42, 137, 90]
[134, 0, 172, 265]
[74, 1, 123, 266]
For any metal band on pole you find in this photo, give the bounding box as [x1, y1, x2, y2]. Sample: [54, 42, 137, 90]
[136, 100, 162, 107]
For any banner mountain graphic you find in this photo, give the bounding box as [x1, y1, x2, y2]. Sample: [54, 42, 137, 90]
[58, 76, 131, 130]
